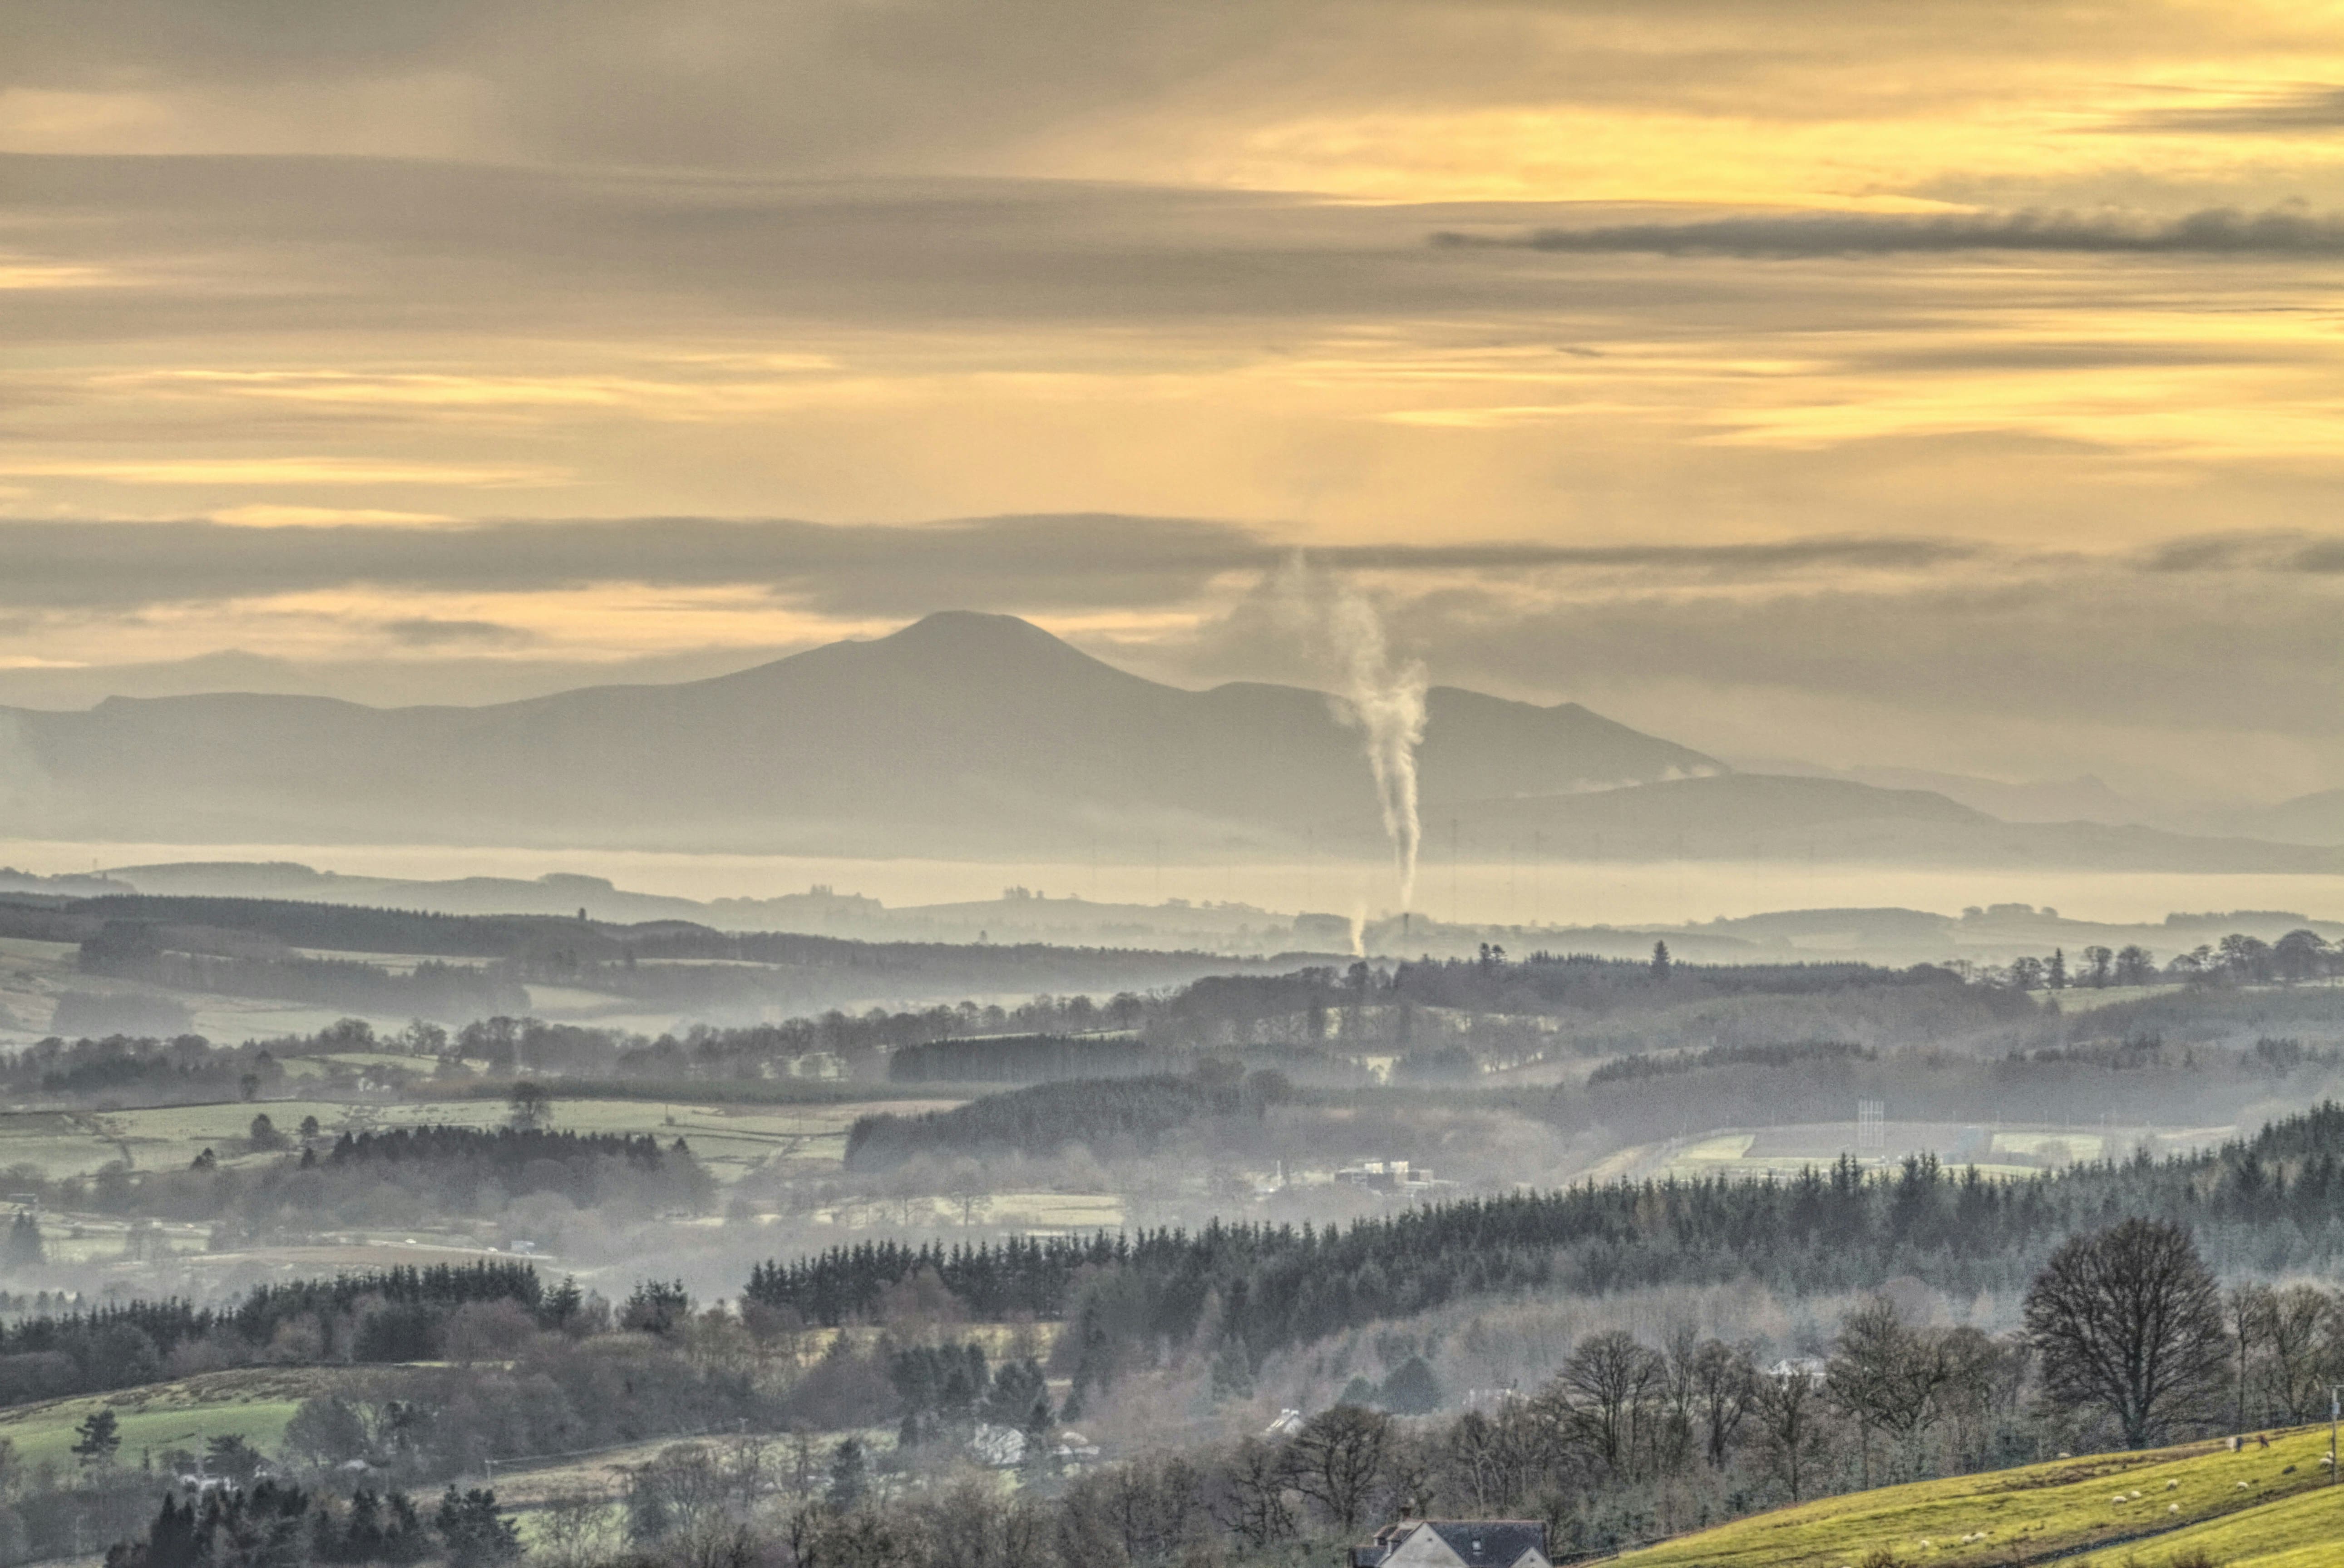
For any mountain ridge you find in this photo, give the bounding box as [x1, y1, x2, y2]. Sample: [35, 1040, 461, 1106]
[0, 612, 1720, 856]
[2, 611, 2336, 872]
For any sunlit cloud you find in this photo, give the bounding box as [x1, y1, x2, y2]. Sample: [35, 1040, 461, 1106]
[0, 458, 568, 487]
[4, 0, 2344, 802]
[211, 506, 461, 528]
[119, 365, 844, 420]
[0, 260, 126, 290]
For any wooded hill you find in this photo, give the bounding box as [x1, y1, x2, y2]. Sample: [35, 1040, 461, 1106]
[755, 1102, 2344, 1402]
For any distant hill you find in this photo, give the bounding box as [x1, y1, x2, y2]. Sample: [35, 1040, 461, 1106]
[0, 611, 2333, 872]
[0, 612, 1716, 856]
[2243, 786, 2344, 847]
[1748, 759, 2155, 826]
[1439, 773, 2344, 871]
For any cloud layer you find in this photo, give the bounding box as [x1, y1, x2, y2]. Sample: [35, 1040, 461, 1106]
[4, 0, 2343, 806]
[1456, 206, 2344, 256]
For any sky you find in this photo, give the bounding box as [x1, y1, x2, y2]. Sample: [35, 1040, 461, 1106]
[3, 0, 2343, 805]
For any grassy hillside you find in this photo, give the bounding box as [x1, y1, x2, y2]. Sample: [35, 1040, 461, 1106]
[0, 1367, 355, 1470]
[1619, 1425, 2341, 1568]
[2069, 1483, 2344, 1567]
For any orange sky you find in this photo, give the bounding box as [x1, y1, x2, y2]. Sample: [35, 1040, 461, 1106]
[1, 0, 2340, 800]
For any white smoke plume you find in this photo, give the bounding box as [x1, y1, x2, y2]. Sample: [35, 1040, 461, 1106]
[1275, 560, 1429, 912]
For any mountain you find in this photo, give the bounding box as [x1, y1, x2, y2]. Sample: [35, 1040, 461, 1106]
[0, 612, 1719, 856]
[0, 646, 781, 711]
[3, 611, 2334, 872]
[1440, 774, 2341, 871]
[2237, 787, 2344, 848]
[1742, 760, 2155, 826]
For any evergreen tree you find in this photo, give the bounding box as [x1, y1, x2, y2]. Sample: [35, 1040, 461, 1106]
[434, 1487, 519, 1568]
[619, 1279, 689, 1336]
[827, 1437, 868, 1509]
[72, 1408, 120, 1467]
[1209, 1339, 1254, 1403]
[1380, 1355, 1441, 1414]
[538, 1275, 586, 1332]
[1, 1212, 41, 1272]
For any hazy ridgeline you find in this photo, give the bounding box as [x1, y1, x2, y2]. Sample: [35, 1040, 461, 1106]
[13, 885, 2339, 1043]
[5, 940, 2342, 1261]
[0, 891, 1324, 1035]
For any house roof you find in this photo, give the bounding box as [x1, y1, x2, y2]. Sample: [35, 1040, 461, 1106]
[1352, 1520, 1549, 1568]
[1426, 1520, 1549, 1567]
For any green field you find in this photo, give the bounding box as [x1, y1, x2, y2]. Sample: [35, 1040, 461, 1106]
[0, 1369, 356, 1472]
[2069, 1480, 2344, 1568]
[1619, 1425, 2340, 1568]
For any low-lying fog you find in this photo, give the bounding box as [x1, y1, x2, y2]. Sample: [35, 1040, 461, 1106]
[8, 838, 2343, 932]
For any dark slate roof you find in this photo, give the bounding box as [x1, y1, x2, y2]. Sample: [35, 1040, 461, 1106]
[1427, 1521, 1548, 1567]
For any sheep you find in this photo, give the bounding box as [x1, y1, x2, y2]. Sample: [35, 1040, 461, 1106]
[2166, 1479, 2179, 1489]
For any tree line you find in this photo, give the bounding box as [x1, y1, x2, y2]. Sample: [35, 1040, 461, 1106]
[1585, 1039, 1873, 1087]
[840, 1071, 1291, 1171]
[0, 1263, 557, 1408]
[52, 1207, 2344, 1568]
[1977, 928, 2339, 991]
[136, 1215, 2285, 1568]
[884, 1034, 1172, 1085]
[106, 1483, 517, 1568]
[0, 1124, 716, 1240]
[78, 922, 524, 1022]
[759, 1102, 2344, 1407]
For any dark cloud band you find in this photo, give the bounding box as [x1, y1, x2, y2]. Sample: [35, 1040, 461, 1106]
[0, 516, 1984, 615]
[2115, 87, 2344, 134]
[1440, 206, 2344, 258]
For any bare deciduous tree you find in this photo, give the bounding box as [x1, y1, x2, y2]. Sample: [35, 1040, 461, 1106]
[1827, 1296, 1964, 1484]
[2259, 1283, 2334, 1425]
[2025, 1218, 2230, 1448]
[534, 1493, 614, 1568]
[1287, 1405, 1392, 1531]
[1558, 1329, 1661, 1476]
[506, 1080, 551, 1132]
[2227, 1282, 2273, 1434]
[1752, 1366, 1831, 1501]
[1690, 1339, 1759, 1469]
[1210, 1436, 1297, 1548]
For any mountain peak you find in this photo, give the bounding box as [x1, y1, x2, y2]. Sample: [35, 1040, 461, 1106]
[880, 611, 1073, 653]
[852, 611, 1145, 686]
